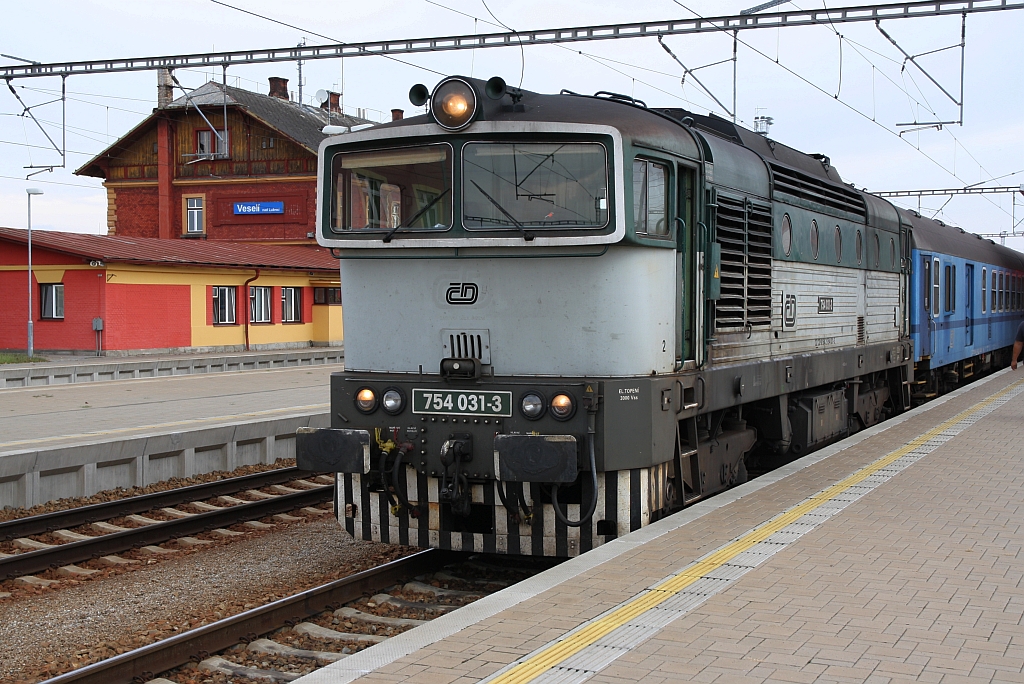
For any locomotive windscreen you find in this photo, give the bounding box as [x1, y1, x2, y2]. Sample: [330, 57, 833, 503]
[462, 143, 609, 230]
[331, 144, 453, 232]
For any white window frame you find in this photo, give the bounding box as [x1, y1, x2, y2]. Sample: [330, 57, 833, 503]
[982, 267, 987, 313]
[186, 196, 204, 233]
[212, 286, 236, 324]
[40, 283, 64, 320]
[281, 287, 302, 323]
[250, 286, 272, 324]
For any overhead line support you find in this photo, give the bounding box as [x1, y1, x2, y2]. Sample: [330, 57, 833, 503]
[0, 0, 1021, 79]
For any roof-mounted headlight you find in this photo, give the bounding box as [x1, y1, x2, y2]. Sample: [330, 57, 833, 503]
[430, 78, 477, 130]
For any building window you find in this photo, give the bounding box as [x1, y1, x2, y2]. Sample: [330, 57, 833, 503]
[196, 129, 229, 158]
[213, 286, 236, 324]
[40, 283, 64, 320]
[261, 136, 275, 149]
[633, 159, 669, 236]
[313, 287, 342, 305]
[250, 286, 272, 324]
[185, 196, 204, 234]
[282, 287, 302, 322]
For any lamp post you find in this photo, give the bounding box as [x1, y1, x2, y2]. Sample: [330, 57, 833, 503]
[26, 188, 43, 358]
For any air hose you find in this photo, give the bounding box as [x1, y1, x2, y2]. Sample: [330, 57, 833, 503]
[390, 442, 420, 517]
[551, 430, 598, 528]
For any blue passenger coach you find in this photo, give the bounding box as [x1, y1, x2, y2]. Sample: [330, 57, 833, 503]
[904, 209, 1024, 399]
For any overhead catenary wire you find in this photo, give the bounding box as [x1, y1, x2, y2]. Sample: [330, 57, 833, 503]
[668, 0, 1013, 222]
[207, 0, 447, 78]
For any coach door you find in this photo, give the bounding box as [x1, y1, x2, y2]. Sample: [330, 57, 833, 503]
[920, 256, 933, 358]
[964, 264, 974, 347]
[677, 164, 698, 367]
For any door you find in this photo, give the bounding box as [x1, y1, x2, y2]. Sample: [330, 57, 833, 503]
[965, 264, 973, 346]
[677, 165, 697, 365]
[919, 256, 932, 358]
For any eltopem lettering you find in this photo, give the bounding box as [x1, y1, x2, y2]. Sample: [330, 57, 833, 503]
[233, 201, 285, 215]
[618, 387, 640, 401]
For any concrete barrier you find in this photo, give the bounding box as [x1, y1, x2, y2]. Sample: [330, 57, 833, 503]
[0, 412, 330, 509]
[1, 348, 343, 389]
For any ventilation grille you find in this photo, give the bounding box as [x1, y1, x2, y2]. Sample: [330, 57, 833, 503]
[715, 196, 773, 330]
[857, 316, 866, 345]
[441, 329, 491, 364]
[769, 163, 866, 220]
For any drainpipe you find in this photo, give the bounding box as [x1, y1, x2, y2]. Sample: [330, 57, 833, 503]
[242, 269, 260, 351]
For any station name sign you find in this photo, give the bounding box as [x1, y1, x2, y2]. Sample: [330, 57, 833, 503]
[233, 201, 284, 215]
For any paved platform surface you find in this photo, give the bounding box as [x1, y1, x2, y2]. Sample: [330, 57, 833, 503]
[300, 368, 1024, 684]
[0, 365, 335, 452]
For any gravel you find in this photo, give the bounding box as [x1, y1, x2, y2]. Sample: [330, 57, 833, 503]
[0, 516, 408, 684]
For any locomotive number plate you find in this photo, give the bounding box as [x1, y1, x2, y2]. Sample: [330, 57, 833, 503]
[412, 389, 512, 417]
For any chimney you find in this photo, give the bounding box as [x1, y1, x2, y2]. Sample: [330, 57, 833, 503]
[391, 109, 404, 122]
[268, 77, 290, 100]
[320, 92, 341, 112]
[157, 68, 174, 108]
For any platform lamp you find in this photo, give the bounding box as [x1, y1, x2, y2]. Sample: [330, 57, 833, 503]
[26, 188, 43, 358]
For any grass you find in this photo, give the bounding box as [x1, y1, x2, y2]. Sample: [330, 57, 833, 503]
[0, 353, 49, 364]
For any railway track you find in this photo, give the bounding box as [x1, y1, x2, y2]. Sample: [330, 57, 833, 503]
[0, 467, 334, 583]
[40, 549, 555, 684]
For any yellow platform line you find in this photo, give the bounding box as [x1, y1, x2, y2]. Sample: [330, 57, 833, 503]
[489, 378, 1022, 684]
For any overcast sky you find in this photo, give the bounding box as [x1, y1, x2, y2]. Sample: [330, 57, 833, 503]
[1, 0, 1022, 249]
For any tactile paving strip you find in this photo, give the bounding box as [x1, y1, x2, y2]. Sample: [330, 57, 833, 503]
[482, 379, 1024, 684]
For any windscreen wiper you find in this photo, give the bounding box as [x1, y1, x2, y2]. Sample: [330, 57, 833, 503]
[382, 188, 451, 243]
[469, 180, 534, 241]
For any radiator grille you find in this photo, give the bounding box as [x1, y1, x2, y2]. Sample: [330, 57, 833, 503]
[441, 329, 491, 364]
[857, 316, 866, 345]
[769, 163, 867, 220]
[715, 196, 773, 330]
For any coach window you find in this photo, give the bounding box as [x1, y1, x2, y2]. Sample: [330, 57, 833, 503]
[810, 219, 819, 259]
[991, 271, 997, 311]
[944, 265, 952, 313]
[923, 258, 931, 313]
[982, 268, 987, 313]
[834, 225, 842, 262]
[932, 258, 940, 317]
[633, 159, 670, 237]
[856, 230, 863, 264]
[999, 272, 1004, 311]
[781, 213, 792, 256]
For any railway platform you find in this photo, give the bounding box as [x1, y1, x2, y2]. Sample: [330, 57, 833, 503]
[299, 367, 1024, 684]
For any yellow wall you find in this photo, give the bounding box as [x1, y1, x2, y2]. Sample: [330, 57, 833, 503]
[312, 305, 344, 345]
[100, 264, 340, 349]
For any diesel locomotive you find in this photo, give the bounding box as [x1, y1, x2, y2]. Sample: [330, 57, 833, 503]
[296, 74, 1019, 557]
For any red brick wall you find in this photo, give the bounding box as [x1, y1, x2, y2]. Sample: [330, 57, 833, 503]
[104, 283, 191, 350]
[174, 181, 316, 241]
[114, 186, 160, 238]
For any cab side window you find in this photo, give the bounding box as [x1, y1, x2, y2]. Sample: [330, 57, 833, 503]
[633, 159, 669, 237]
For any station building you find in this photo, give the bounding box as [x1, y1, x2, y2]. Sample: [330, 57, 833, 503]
[0, 76, 379, 355]
[76, 75, 370, 242]
[0, 228, 343, 355]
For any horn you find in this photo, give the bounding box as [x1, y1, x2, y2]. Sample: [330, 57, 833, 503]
[409, 84, 429, 107]
[485, 76, 507, 100]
